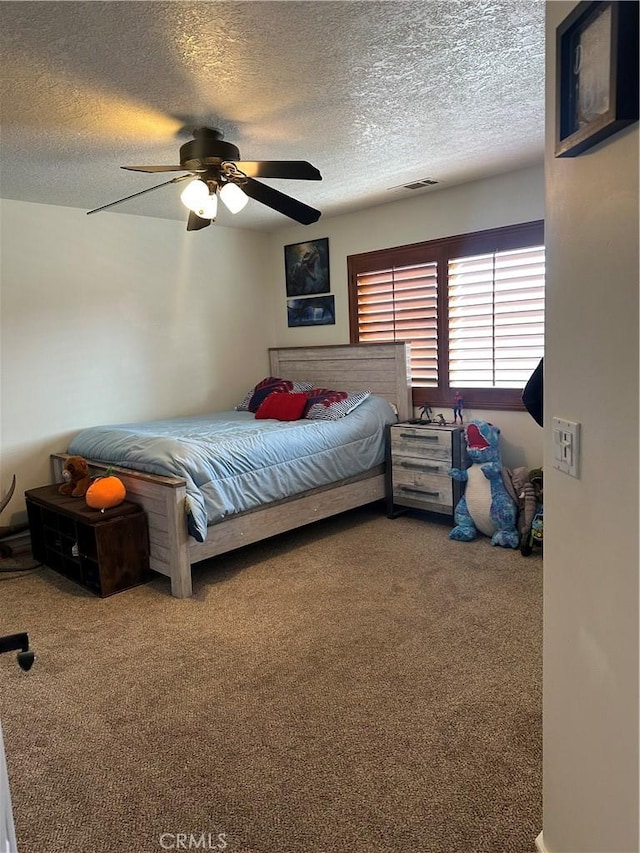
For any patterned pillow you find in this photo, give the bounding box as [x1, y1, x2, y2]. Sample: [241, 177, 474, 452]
[303, 388, 371, 421]
[236, 377, 314, 413]
[255, 392, 309, 421]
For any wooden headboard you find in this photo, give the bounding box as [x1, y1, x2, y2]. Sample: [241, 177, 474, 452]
[269, 342, 412, 422]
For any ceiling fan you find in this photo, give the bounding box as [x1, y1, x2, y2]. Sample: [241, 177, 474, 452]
[87, 127, 322, 229]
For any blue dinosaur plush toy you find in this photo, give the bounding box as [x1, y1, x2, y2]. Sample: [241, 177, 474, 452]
[449, 420, 520, 548]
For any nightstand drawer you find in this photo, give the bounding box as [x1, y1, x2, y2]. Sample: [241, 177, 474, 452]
[392, 455, 451, 478]
[391, 468, 453, 511]
[391, 427, 453, 461]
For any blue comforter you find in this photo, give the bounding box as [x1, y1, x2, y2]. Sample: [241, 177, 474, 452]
[68, 396, 396, 542]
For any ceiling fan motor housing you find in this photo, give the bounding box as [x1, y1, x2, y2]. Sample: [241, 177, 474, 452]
[179, 128, 240, 170]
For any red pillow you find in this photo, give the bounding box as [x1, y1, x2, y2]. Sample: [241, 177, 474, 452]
[255, 392, 308, 421]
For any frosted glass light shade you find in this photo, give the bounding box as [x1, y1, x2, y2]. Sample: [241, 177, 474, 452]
[181, 180, 217, 219]
[192, 193, 218, 220]
[220, 182, 249, 214]
[180, 179, 208, 210]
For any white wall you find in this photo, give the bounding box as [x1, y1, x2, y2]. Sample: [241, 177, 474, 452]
[0, 199, 273, 522]
[541, 4, 639, 853]
[268, 164, 546, 469]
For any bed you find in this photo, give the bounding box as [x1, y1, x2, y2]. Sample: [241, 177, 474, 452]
[51, 343, 411, 598]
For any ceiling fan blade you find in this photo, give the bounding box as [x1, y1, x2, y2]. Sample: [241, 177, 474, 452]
[186, 211, 212, 231]
[121, 165, 190, 173]
[233, 161, 321, 181]
[241, 178, 321, 225]
[87, 174, 194, 215]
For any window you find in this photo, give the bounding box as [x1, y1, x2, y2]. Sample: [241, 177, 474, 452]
[348, 221, 544, 410]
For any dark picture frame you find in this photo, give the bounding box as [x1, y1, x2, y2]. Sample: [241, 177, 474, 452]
[284, 238, 330, 297]
[287, 295, 335, 327]
[555, 0, 639, 158]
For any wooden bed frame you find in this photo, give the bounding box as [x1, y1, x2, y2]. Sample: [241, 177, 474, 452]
[51, 343, 411, 598]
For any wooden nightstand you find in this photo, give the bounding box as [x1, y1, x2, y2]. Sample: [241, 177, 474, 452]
[386, 422, 468, 519]
[25, 484, 150, 597]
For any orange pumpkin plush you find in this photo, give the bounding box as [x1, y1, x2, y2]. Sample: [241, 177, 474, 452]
[58, 456, 91, 497]
[85, 472, 126, 510]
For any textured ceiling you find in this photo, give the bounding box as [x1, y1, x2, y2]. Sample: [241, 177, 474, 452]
[0, 1, 545, 232]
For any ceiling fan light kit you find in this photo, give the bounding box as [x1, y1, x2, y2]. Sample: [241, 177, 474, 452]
[87, 127, 322, 230]
[219, 181, 249, 214]
[193, 192, 218, 221]
[179, 178, 212, 212]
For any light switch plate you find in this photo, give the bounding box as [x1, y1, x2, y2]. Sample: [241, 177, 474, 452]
[552, 417, 580, 478]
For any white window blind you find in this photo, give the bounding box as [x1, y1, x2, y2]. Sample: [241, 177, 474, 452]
[355, 261, 438, 386]
[448, 245, 545, 388]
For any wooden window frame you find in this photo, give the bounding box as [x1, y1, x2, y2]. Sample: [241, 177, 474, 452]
[348, 220, 544, 412]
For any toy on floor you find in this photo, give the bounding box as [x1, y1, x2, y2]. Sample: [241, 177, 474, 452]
[448, 420, 520, 548]
[513, 467, 543, 556]
[522, 505, 543, 555]
[508, 466, 538, 551]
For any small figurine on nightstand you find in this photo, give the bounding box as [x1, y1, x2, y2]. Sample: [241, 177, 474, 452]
[419, 405, 433, 423]
[453, 392, 464, 424]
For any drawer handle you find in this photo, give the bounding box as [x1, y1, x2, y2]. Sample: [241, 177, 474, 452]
[399, 432, 439, 440]
[399, 462, 441, 472]
[399, 486, 441, 498]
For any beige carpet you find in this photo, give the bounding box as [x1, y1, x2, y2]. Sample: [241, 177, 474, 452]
[0, 505, 542, 853]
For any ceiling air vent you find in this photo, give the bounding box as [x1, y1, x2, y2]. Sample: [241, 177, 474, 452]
[403, 178, 439, 190]
[387, 178, 440, 194]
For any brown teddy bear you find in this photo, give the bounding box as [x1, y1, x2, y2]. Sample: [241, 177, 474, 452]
[58, 456, 91, 497]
